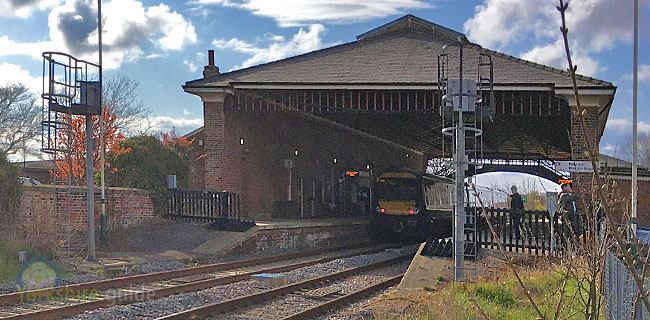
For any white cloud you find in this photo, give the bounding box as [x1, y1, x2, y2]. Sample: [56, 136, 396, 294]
[195, 0, 429, 27]
[464, 0, 556, 50]
[145, 53, 168, 59]
[0, 36, 52, 60]
[0, 63, 43, 93]
[520, 39, 602, 76]
[213, 24, 326, 70]
[600, 143, 617, 153]
[465, 0, 642, 77]
[475, 172, 560, 192]
[183, 59, 200, 72]
[606, 118, 650, 135]
[0, 0, 61, 18]
[151, 116, 203, 136]
[182, 52, 205, 73]
[1, 0, 196, 70]
[622, 64, 650, 83]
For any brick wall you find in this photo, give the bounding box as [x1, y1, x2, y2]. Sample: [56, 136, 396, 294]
[226, 222, 371, 256]
[195, 107, 425, 218]
[606, 177, 650, 227]
[18, 185, 154, 254]
[570, 106, 600, 205]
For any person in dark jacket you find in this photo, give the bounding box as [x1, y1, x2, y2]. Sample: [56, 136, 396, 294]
[510, 186, 524, 240]
[557, 182, 581, 237]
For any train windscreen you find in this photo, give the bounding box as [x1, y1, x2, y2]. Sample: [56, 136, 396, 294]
[376, 178, 418, 201]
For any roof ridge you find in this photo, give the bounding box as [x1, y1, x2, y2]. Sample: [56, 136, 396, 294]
[468, 44, 613, 87]
[356, 14, 467, 42]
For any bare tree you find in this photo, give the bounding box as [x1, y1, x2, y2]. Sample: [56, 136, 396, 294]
[623, 131, 650, 168]
[102, 74, 157, 135]
[0, 83, 41, 156]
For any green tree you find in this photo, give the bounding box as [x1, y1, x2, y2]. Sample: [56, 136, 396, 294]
[0, 151, 22, 227]
[106, 136, 189, 212]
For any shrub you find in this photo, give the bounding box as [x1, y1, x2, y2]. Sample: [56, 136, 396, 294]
[106, 136, 189, 213]
[0, 151, 21, 226]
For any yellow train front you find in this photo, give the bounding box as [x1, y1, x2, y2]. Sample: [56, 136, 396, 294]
[369, 171, 453, 241]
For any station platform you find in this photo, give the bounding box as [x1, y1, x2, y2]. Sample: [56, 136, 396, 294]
[89, 218, 370, 273]
[192, 218, 370, 257]
[397, 242, 453, 292]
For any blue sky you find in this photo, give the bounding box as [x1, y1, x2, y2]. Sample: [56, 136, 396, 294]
[1, 0, 648, 190]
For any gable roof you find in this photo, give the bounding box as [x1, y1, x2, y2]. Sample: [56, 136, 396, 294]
[185, 15, 613, 90]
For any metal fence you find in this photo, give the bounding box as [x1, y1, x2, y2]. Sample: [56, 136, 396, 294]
[166, 189, 241, 220]
[605, 249, 650, 320]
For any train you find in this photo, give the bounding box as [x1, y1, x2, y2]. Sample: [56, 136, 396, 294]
[368, 169, 508, 240]
[369, 170, 454, 240]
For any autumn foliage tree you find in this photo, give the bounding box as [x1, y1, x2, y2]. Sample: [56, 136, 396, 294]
[54, 104, 130, 185]
[160, 129, 193, 159]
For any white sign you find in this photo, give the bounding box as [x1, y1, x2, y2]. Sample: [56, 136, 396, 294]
[447, 79, 477, 112]
[555, 161, 593, 173]
[546, 192, 558, 218]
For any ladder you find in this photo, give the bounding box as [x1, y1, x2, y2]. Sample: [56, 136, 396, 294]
[437, 45, 494, 282]
[41, 52, 101, 258]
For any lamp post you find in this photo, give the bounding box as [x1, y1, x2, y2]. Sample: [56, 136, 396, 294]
[98, 0, 107, 246]
[632, 0, 638, 236]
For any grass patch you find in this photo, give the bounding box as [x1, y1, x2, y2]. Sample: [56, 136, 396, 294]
[373, 259, 599, 320]
[473, 283, 517, 307]
[0, 229, 56, 283]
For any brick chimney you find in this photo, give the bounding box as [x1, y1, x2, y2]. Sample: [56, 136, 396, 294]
[203, 50, 220, 78]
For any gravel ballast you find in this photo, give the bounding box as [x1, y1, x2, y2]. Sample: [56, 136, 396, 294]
[216, 261, 410, 320]
[69, 245, 416, 320]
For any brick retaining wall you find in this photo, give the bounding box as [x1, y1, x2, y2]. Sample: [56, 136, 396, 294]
[225, 222, 371, 256]
[17, 185, 154, 255]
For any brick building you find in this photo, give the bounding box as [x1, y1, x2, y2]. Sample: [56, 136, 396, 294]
[183, 15, 616, 219]
[599, 154, 650, 227]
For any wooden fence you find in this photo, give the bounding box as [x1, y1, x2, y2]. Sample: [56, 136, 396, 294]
[473, 207, 581, 255]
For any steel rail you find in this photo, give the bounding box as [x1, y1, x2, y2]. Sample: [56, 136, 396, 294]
[281, 273, 404, 320]
[0, 244, 394, 320]
[0, 243, 387, 306]
[156, 254, 412, 320]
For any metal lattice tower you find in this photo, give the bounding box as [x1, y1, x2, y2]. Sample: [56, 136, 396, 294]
[41, 52, 101, 258]
[438, 44, 494, 282]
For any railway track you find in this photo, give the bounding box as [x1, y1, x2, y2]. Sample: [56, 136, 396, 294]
[157, 254, 411, 320]
[0, 243, 396, 320]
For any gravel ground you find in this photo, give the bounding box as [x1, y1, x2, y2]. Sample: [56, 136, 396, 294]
[0, 270, 108, 295]
[216, 261, 410, 320]
[68, 245, 416, 320]
[0, 241, 394, 296]
[316, 290, 389, 320]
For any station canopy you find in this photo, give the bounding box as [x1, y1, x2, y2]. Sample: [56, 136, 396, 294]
[184, 15, 615, 161]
